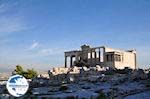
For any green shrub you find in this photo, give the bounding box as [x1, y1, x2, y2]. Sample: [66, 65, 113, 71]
[59, 85, 68, 91]
[144, 80, 150, 87]
[13, 65, 38, 79]
[96, 92, 107, 99]
[66, 96, 76, 99]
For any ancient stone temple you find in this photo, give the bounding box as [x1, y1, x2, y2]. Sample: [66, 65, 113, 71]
[64, 45, 137, 69]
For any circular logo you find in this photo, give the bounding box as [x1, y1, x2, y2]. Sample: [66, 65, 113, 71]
[6, 75, 29, 97]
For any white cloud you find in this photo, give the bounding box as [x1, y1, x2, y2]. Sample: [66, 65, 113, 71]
[0, 38, 11, 45]
[0, 1, 28, 37]
[29, 42, 39, 50]
[38, 48, 64, 56]
[0, 3, 8, 13]
[0, 1, 18, 13]
[0, 16, 27, 34]
[39, 49, 53, 56]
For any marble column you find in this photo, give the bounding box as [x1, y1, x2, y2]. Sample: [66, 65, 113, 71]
[99, 48, 101, 62]
[65, 56, 67, 68]
[70, 56, 73, 67]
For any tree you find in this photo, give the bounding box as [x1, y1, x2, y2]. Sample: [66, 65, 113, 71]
[26, 69, 37, 79]
[13, 65, 38, 79]
[14, 65, 24, 75]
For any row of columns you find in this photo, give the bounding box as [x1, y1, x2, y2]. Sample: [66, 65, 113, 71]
[65, 47, 105, 68]
[89, 48, 101, 65]
[65, 55, 77, 68]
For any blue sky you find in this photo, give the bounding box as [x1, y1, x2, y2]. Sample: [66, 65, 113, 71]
[0, 0, 150, 72]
